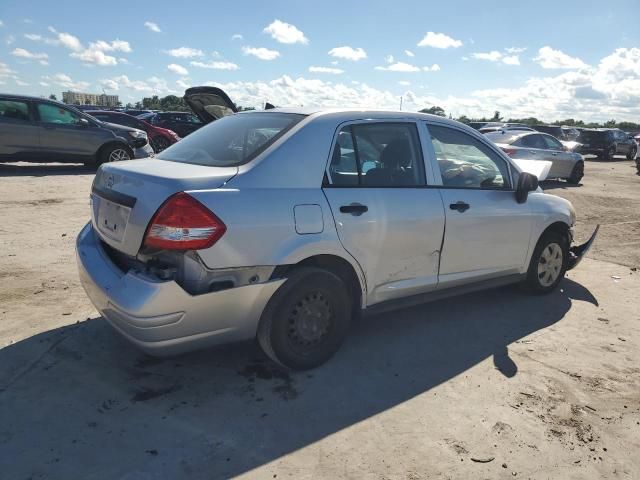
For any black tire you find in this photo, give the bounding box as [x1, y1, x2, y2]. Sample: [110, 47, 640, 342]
[99, 144, 132, 165]
[567, 161, 584, 185]
[257, 267, 352, 370]
[524, 231, 569, 294]
[627, 146, 637, 161]
[151, 136, 170, 153]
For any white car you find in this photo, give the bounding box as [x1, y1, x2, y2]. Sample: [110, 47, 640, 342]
[77, 98, 597, 370]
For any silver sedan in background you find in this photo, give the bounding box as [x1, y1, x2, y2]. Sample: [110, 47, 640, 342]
[485, 130, 584, 184]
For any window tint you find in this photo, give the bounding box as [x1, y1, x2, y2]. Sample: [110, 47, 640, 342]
[429, 124, 509, 189]
[156, 112, 304, 167]
[328, 123, 425, 187]
[519, 134, 547, 149]
[37, 103, 81, 125]
[542, 135, 563, 150]
[0, 99, 30, 123]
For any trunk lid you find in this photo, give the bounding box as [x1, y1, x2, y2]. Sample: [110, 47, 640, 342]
[183, 86, 237, 124]
[91, 159, 237, 256]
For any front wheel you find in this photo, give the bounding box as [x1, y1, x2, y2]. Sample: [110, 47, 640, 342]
[257, 267, 352, 370]
[567, 162, 584, 184]
[100, 144, 131, 165]
[524, 231, 569, 294]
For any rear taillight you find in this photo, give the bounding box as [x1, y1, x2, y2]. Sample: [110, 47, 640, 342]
[501, 147, 517, 157]
[143, 192, 226, 250]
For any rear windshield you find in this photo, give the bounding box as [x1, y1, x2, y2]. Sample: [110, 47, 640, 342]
[156, 112, 305, 167]
[578, 130, 608, 142]
[484, 131, 522, 145]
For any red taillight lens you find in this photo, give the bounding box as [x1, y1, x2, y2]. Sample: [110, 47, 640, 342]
[501, 147, 517, 157]
[143, 192, 226, 250]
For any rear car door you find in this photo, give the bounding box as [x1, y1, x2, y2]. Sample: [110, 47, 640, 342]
[323, 121, 445, 305]
[424, 122, 533, 287]
[0, 97, 41, 160]
[540, 134, 575, 178]
[35, 102, 106, 161]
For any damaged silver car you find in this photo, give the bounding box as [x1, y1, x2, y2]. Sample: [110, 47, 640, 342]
[77, 92, 598, 370]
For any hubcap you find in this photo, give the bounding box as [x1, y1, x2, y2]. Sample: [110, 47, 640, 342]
[537, 243, 563, 287]
[108, 148, 130, 162]
[287, 291, 333, 348]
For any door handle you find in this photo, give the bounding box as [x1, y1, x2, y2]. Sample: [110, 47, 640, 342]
[340, 203, 368, 216]
[449, 201, 470, 213]
[551, 152, 558, 156]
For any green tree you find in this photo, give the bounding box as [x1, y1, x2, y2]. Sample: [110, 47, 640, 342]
[420, 106, 446, 117]
[48, 94, 57, 100]
[491, 111, 503, 122]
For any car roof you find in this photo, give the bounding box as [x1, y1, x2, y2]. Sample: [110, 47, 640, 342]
[0, 93, 68, 106]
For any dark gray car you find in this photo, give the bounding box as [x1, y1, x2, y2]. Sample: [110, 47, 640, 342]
[0, 94, 153, 166]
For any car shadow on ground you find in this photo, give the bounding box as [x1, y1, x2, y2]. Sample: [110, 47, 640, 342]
[0, 279, 597, 479]
[0, 162, 94, 177]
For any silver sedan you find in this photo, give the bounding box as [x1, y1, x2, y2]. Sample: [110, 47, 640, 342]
[77, 107, 596, 370]
[485, 130, 585, 184]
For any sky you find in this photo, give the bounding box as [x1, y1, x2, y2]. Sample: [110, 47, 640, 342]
[0, 0, 639, 122]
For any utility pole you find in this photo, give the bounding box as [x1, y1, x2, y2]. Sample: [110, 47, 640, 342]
[399, 96, 403, 111]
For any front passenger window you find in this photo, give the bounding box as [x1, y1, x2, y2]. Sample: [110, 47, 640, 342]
[37, 103, 82, 125]
[429, 124, 509, 189]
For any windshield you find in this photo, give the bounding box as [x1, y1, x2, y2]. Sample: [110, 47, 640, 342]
[156, 112, 305, 167]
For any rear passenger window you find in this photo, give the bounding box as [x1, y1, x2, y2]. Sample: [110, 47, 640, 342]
[0, 100, 30, 123]
[327, 123, 425, 187]
[428, 124, 510, 189]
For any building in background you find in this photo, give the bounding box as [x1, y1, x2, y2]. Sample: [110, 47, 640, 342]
[62, 91, 119, 107]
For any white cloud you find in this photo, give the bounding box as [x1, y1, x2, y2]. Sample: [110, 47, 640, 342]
[405, 50, 415, 57]
[15, 78, 29, 86]
[164, 47, 204, 58]
[176, 77, 191, 89]
[6, 34, 15, 45]
[231, 33, 243, 41]
[0, 20, 3, 27]
[398, 80, 411, 86]
[47, 27, 83, 51]
[328, 46, 367, 61]
[0, 62, 15, 79]
[385, 54, 394, 63]
[71, 49, 117, 66]
[376, 62, 420, 72]
[502, 55, 520, 66]
[24, 33, 42, 41]
[167, 63, 189, 75]
[42, 73, 90, 91]
[506, 47, 526, 54]
[417, 32, 462, 49]
[190, 60, 239, 70]
[11, 47, 49, 65]
[144, 21, 161, 33]
[90, 39, 131, 53]
[426, 64, 440, 71]
[99, 75, 176, 94]
[309, 66, 344, 74]
[534, 46, 588, 70]
[472, 51, 502, 62]
[242, 46, 280, 61]
[263, 19, 308, 45]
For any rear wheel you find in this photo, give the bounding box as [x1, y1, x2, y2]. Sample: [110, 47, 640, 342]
[524, 231, 569, 294]
[257, 267, 351, 370]
[150, 136, 170, 153]
[627, 146, 637, 161]
[567, 161, 584, 184]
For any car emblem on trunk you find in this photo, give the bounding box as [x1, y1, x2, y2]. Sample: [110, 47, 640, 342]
[106, 174, 114, 188]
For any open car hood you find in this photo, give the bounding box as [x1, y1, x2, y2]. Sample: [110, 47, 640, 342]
[184, 86, 237, 124]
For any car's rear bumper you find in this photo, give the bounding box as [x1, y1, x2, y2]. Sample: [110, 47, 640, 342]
[76, 222, 284, 356]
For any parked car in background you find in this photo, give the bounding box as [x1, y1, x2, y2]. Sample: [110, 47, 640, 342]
[479, 125, 535, 133]
[485, 130, 584, 184]
[531, 125, 566, 139]
[0, 94, 153, 166]
[77, 109, 597, 370]
[530, 124, 583, 152]
[562, 126, 581, 141]
[137, 111, 204, 138]
[576, 128, 637, 160]
[87, 110, 180, 153]
[124, 109, 154, 117]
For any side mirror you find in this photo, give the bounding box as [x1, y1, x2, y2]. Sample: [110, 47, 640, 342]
[78, 117, 91, 127]
[515, 172, 539, 203]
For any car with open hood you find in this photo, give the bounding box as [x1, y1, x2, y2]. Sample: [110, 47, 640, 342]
[76, 109, 597, 370]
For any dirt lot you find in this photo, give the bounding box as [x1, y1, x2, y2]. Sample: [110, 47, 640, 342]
[1, 158, 639, 479]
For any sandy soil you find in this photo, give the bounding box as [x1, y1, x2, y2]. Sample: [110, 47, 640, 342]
[0, 158, 639, 479]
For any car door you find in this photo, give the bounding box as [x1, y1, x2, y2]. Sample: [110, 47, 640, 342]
[35, 102, 105, 161]
[0, 97, 41, 160]
[424, 122, 533, 287]
[323, 121, 446, 305]
[540, 134, 575, 178]
[615, 130, 631, 154]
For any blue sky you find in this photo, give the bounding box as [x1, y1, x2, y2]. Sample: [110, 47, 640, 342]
[1, 0, 639, 121]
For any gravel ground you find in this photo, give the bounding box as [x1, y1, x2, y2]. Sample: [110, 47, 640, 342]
[0, 158, 639, 479]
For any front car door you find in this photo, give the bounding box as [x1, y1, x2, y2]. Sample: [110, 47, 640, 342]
[424, 122, 533, 287]
[540, 134, 575, 178]
[0, 97, 40, 160]
[323, 120, 445, 305]
[35, 102, 105, 162]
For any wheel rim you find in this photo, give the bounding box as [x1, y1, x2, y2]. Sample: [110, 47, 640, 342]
[152, 137, 169, 153]
[287, 291, 333, 350]
[108, 148, 130, 162]
[537, 243, 563, 287]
